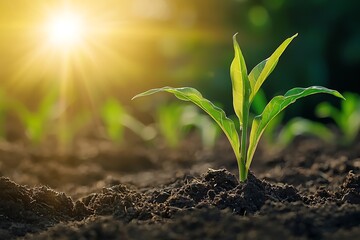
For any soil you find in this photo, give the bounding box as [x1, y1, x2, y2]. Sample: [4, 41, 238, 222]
[0, 134, 359, 239]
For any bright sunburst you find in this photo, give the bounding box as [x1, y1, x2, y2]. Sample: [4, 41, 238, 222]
[7, 2, 220, 98]
[1, 1, 226, 149]
[46, 12, 85, 48]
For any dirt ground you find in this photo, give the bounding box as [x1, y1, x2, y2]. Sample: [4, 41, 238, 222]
[0, 134, 359, 239]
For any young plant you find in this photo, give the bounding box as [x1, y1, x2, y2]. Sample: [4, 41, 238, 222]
[12, 89, 58, 144]
[55, 110, 91, 148]
[315, 92, 360, 145]
[133, 34, 344, 182]
[156, 102, 220, 149]
[277, 117, 335, 145]
[156, 102, 186, 148]
[182, 105, 220, 150]
[101, 97, 156, 143]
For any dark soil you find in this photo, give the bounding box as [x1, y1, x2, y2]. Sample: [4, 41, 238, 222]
[0, 135, 359, 239]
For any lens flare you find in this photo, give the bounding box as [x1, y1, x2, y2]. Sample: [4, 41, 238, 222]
[47, 12, 84, 47]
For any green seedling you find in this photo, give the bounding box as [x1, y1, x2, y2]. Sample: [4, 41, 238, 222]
[12, 89, 58, 144]
[101, 98, 156, 143]
[156, 103, 220, 149]
[56, 110, 91, 147]
[315, 92, 360, 145]
[278, 117, 335, 145]
[182, 105, 220, 149]
[133, 34, 344, 182]
[156, 102, 186, 147]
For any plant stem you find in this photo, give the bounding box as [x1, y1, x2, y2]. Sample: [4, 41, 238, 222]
[239, 107, 249, 182]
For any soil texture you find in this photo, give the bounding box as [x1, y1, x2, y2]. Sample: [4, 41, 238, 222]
[0, 135, 359, 239]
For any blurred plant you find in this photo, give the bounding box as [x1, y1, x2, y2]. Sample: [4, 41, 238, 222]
[156, 102, 184, 147]
[55, 110, 91, 147]
[183, 105, 220, 149]
[12, 89, 58, 144]
[156, 103, 220, 149]
[315, 92, 360, 145]
[101, 98, 156, 143]
[134, 33, 344, 182]
[277, 117, 335, 145]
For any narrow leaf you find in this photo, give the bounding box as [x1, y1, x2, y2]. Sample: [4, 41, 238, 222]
[230, 33, 250, 126]
[247, 86, 344, 169]
[133, 87, 240, 159]
[249, 34, 298, 102]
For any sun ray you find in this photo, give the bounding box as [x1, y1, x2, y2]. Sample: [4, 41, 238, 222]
[1, 1, 232, 148]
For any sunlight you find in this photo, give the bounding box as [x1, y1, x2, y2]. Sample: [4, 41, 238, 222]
[4, 1, 223, 101]
[0, 1, 231, 152]
[46, 12, 85, 48]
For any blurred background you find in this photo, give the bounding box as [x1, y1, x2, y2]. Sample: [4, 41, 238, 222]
[0, 0, 359, 148]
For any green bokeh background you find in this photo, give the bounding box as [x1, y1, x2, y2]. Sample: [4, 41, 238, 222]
[0, 0, 358, 124]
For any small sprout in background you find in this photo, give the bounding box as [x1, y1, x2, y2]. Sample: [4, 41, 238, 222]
[12, 89, 58, 144]
[181, 105, 220, 149]
[315, 92, 360, 145]
[134, 33, 344, 182]
[56, 110, 91, 148]
[156, 103, 220, 149]
[156, 102, 186, 148]
[101, 98, 156, 144]
[278, 117, 335, 145]
[101, 98, 126, 143]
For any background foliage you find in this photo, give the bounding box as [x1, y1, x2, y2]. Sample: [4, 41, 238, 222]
[0, 0, 358, 145]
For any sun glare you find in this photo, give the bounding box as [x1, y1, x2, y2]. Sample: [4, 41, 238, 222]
[10, 3, 220, 98]
[47, 12, 84, 47]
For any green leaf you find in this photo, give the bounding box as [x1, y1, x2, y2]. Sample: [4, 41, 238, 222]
[133, 87, 240, 159]
[230, 33, 250, 126]
[249, 34, 298, 102]
[247, 86, 344, 169]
